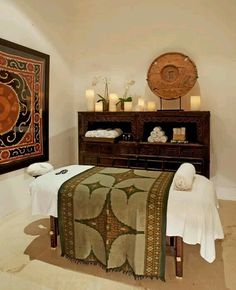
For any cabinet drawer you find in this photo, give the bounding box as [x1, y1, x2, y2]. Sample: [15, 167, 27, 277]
[180, 147, 205, 158]
[117, 143, 137, 155]
[113, 158, 128, 168]
[97, 156, 113, 166]
[83, 143, 99, 153]
[83, 155, 97, 165]
[139, 144, 180, 157]
[99, 144, 114, 154]
[139, 145, 160, 155]
[159, 146, 180, 157]
[83, 143, 113, 155]
[98, 157, 129, 168]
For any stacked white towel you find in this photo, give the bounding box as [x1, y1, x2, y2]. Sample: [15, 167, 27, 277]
[85, 128, 123, 138]
[147, 126, 168, 143]
[174, 163, 196, 190]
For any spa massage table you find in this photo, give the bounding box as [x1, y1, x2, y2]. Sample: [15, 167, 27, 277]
[29, 165, 224, 279]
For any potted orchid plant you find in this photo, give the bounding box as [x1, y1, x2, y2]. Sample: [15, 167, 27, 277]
[92, 76, 110, 111]
[116, 80, 135, 111]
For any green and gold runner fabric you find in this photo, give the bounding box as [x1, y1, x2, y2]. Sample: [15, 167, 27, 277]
[58, 167, 174, 280]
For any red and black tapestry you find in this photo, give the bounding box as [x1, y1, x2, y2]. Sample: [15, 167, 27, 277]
[0, 38, 49, 174]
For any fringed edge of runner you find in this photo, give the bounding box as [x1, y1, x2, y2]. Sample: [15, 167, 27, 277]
[62, 254, 165, 281]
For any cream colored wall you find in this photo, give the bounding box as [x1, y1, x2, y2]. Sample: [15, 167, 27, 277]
[1, 0, 236, 218]
[0, 0, 78, 217]
[73, 0, 236, 200]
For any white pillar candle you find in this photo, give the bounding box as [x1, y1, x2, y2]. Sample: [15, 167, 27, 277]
[190, 95, 201, 111]
[109, 93, 118, 112]
[137, 98, 145, 111]
[124, 101, 132, 111]
[85, 89, 95, 98]
[85, 89, 95, 111]
[147, 101, 156, 111]
[95, 102, 103, 112]
[138, 98, 145, 107]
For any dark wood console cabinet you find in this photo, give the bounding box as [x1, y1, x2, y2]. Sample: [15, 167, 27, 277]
[78, 111, 210, 177]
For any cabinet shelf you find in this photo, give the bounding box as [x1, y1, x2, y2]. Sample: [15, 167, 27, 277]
[138, 141, 205, 147]
[82, 136, 120, 143]
[78, 111, 210, 177]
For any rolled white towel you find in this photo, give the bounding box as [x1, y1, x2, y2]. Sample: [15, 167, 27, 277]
[157, 130, 165, 137]
[174, 163, 196, 190]
[153, 126, 161, 133]
[27, 162, 54, 177]
[147, 136, 155, 142]
[160, 135, 168, 143]
[151, 131, 158, 138]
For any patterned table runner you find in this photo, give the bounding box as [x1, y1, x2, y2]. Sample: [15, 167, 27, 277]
[58, 167, 174, 280]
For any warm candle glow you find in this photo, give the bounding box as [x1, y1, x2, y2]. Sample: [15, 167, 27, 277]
[137, 98, 145, 111]
[190, 96, 201, 111]
[85, 89, 95, 111]
[109, 93, 118, 101]
[109, 93, 118, 112]
[147, 101, 156, 111]
[138, 98, 145, 107]
[85, 89, 95, 98]
[95, 102, 103, 112]
[124, 101, 132, 111]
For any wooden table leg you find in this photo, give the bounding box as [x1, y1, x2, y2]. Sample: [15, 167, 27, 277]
[175, 236, 183, 278]
[50, 216, 58, 248]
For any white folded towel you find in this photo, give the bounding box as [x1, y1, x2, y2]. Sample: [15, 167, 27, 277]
[85, 130, 96, 137]
[174, 163, 196, 191]
[114, 128, 123, 136]
[85, 128, 123, 138]
[27, 162, 54, 177]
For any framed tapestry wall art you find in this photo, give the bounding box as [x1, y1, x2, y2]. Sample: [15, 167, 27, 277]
[0, 38, 49, 174]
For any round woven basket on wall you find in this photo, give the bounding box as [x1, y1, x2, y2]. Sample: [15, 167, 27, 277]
[147, 52, 198, 100]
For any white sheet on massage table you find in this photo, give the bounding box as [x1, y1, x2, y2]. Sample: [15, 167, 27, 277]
[29, 165, 224, 263]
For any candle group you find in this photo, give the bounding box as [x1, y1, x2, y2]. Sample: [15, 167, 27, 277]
[85, 89, 167, 112]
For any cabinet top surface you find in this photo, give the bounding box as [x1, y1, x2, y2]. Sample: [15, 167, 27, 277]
[78, 111, 210, 116]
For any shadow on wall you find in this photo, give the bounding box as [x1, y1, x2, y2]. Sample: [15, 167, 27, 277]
[49, 127, 77, 169]
[9, 0, 75, 65]
[211, 113, 236, 186]
[144, 81, 202, 111]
